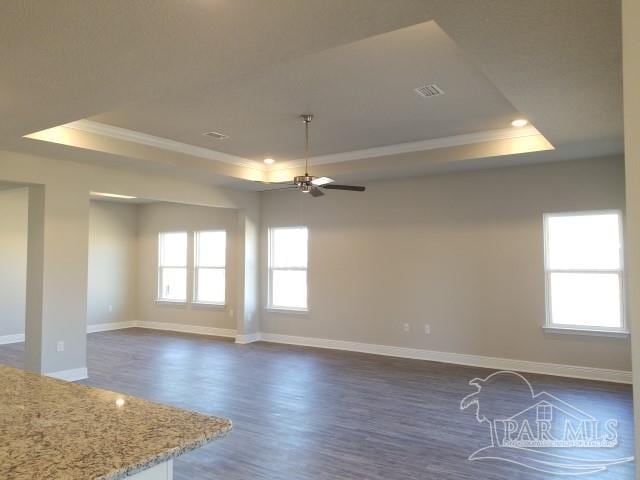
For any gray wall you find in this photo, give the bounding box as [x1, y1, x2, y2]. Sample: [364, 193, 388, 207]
[0, 155, 631, 372]
[89, 200, 240, 330]
[0, 188, 28, 337]
[137, 202, 238, 329]
[1, 198, 238, 336]
[0, 149, 259, 375]
[261, 157, 631, 371]
[87, 201, 138, 326]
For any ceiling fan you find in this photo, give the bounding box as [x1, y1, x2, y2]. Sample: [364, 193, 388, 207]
[265, 114, 366, 197]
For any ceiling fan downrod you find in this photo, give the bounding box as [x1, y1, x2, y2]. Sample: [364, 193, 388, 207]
[296, 114, 314, 192]
[284, 113, 364, 197]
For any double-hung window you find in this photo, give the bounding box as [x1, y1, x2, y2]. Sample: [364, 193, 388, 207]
[194, 230, 226, 304]
[543, 211, 625, 333]
[268, 227, 308, 310]
[158, 232, 188, 301]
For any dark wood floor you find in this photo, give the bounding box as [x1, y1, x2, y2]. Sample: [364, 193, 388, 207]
[0, 329, 634, 479]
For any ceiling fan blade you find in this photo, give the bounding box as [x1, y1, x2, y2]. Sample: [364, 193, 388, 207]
[252, 179, 294, 185]
[309, 186, 325, 197]
[311, 176, 334, 186]
[322, 184, 366, 192]
[259, 185, 297, 192]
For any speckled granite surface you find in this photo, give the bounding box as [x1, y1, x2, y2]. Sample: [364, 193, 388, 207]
[0, 364, 232, 479]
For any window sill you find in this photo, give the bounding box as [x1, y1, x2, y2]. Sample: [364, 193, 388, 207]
[155, 299, 187, 306]
[265, 307, 309, 315]
[192, 302, 226, 309]
[542, 326, 629, 338]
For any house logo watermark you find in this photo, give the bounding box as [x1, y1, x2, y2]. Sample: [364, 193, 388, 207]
[460, 371, 633, 475]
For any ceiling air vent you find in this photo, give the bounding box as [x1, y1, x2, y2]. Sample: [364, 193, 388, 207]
[414, 84, 444, 98]
[202, 131, 229, 140]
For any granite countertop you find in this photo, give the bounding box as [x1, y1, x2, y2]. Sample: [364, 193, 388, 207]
[0, 364, 232, 479]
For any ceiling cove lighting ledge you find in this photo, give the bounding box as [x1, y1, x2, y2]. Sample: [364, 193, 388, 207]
[273, 125, 550, 171]
[52, 119, 267, 171]
[90, 192, 137, 199]
[26, 121, 550, 177]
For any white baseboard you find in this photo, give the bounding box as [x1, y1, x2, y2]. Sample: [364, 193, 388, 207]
[0, 333, 25, 345]
[46, 367, 88, 382]
[133, 321, 236, 338]
[235, 332, 262, 344]
[257, 333, 632, 384]
[0, 323, 138, 342]
[87, 320, 236, 338]
[3, 324, 630, 383]
[87, 321, 136, 333]
[1, 321, 237, 343]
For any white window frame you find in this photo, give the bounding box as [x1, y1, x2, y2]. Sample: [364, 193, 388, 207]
[157, 231, 188, 303]
[543, 210, 627, 336]
[193, 230, 226, 306]
[267, 226, 308, 312]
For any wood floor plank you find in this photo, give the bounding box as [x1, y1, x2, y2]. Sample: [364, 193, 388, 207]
[0, 328, 634, 479]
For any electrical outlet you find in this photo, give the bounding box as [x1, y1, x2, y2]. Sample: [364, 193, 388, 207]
[108, 304, 113, 312]
[229, 309, 234, 318]
[424, 324, 431, 335]
[403, 323, 410, 332]
[56, 341, 64, 352]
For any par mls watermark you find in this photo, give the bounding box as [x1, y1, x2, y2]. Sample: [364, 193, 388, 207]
[460, 371, 633, 475]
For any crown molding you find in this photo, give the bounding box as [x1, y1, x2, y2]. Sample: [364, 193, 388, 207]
[65, 120, 266, 171]
[272, 125, 543, 171]
[63, 120, 544, 175]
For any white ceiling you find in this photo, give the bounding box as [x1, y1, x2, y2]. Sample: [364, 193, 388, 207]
[0, 1, 622, 188]
[0, 0, 430, 139]
[91, 22, 522, 162]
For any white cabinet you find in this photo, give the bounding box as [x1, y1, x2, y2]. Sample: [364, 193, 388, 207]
[128, 460, 173, 480]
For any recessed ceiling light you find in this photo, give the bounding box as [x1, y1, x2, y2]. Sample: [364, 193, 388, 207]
[91, 192, 137, 199]
[263, 157, 275, 165]
[511, 118, 529, 128]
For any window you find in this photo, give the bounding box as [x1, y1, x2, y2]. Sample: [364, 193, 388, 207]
[268, 227, 308, 310]
[194, 231, 226, 304]
[544, 211, 625, 332]
[158, 232, 187, 301]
